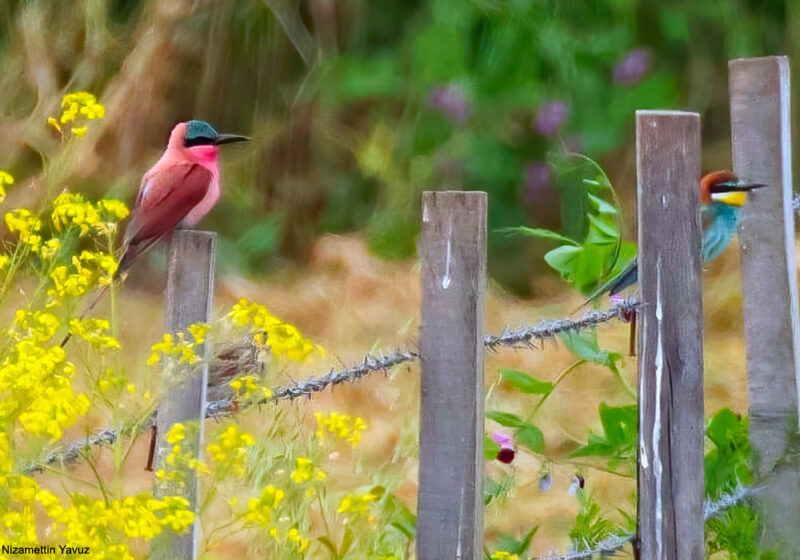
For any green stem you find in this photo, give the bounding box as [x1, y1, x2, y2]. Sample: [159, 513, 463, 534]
[527, 359, 587, 422]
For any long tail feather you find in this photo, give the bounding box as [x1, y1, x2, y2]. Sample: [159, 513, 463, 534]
[573, 259, 638, 313]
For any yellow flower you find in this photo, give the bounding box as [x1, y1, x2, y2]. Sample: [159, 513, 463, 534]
[68, 317, 121, 350]
[54, 92, 105, 138]
[290, 456, 327, 483]
[286, 527, 310, 552]
[166, 423, 186, 444]
[245, 486, 285, 527]
[206, 425, 254, 477]
[337, 491, 378, 516]
[315, 411, 367, 448]
[226, 298, 318, 361]
[188, 322, 210, 344]
[0, 254, 8, 270]
[5, 208, 42, 247]
[490, 552, 520, 560]
[0, 170, 13, 203]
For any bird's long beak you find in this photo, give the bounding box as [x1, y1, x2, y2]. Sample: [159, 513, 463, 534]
[710, 180, 768, 193]
[213, 133, 250, 145]
[710, 181, 767, 207]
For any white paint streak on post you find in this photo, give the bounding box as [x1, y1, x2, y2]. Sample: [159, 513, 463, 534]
[636, 111, 704, 560]
[417, 191, 487, 560]
[730, 56, 800, 556]
[152, 230, 216, 560]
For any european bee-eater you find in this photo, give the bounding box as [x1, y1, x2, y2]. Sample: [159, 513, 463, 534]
[117, 120, 249, 275]
[585, 170, 765, 303]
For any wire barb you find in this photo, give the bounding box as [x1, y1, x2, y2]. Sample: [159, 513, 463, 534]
[23, 302, 635, 474]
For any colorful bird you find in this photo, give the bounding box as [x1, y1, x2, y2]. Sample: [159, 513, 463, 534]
[117, 120, 249, 276]
[59, 120, 247, 347]
[584, 170, 765, 304]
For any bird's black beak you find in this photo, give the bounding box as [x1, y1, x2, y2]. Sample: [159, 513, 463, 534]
[710, 180, 768, 193]
[213, 133, 250, 145]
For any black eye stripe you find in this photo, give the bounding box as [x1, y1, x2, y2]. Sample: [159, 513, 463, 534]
[184, 136, 216, 147]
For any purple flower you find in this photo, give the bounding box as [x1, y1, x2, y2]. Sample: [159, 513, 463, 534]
[568, 474, 585, 495]
[523, 162, 552, 204]
[491, 431, 516, 464]
[429, 84, 471, 124]
[534, 101, 568, 136]
[613, 48, 652, 85]
[538, 472, 553, 493]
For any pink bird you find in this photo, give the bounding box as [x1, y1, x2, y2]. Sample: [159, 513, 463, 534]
[117, 120, 249, 276]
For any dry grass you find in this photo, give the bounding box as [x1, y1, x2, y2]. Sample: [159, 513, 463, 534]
[44, 233, 756, 557]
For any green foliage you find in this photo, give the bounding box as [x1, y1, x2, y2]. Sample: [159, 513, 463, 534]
[508, 154, 635, 295]
[568, 491, 624, 552]
[705, 408, 752, 498]
[486, 410, 544, 453]
[498, 368, 554, 395]
[491, 526, 539, 558]
[571, 403, 637, 474]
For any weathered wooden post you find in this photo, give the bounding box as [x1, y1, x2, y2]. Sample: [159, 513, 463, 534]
[417, 191, 487, 560]
[729, 55, 800, 556]
[152, 230, 216, 560]
[636, 111, 704, 559]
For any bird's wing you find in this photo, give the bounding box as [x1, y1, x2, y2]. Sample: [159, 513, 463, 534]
[125, 164, 211, 244]
[118, 164, 211, 273]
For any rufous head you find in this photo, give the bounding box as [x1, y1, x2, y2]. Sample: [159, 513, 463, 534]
[700, 170, 766, 207]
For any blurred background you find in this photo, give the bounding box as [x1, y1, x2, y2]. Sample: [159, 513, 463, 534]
[0, 0, 795, 294]
[1, 2, 793, 555]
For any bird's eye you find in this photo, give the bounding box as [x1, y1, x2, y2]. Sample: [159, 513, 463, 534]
[184, 136, 216, 147]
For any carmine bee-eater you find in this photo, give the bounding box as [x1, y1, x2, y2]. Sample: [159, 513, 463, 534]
[117, 120, 249, 276]
[584, 170, 766, 304]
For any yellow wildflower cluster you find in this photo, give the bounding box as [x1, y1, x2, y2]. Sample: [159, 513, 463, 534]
[5, 208, 42, 248]
[315, 411, 367, 448]
[269, 526, 311, 553]
[48, 251, 117, 299]
[155, 423, 209, 482]
[290, 456, 328, 484]
[244, 485, 285, 527]
[230, 374, 273, 401]
[227, 298, 318, 361]
[337, 490, 379, 517]
[147, 323, 209, 366]
[68, 317, 121, 350]
[0, 170, 13, 204]
[32, 488, 193, 556]
[490, 552, 520, 560]
[48, 91, 105, 138]
[0, 310, 89, 441]
[206, 425, 255, 477]
[52, 191, 129, 236]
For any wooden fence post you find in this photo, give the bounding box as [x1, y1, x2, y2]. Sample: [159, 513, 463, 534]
[417, 191, 487, 560]
[636, 111, 704, 559]
[729, 56, 800, 556]
[152, 230, 216, 560]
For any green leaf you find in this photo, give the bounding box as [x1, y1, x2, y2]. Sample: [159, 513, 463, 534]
[339, 528, 354, 557]
[486, 410, 526, 428]
[493, 526, 540, 556]
[598, 403, 637, 447]
[485, 434, 500, 459]
[515, 423, 545, 453]
[499, 368, 554, 395]
[498, 226, 579, 246]
[587, 213, 620, 239]
[559, 331, 621, 371]
[484, 476, 503, 505]
[317, 536, 339, 559]
[544, 245, 583, 276]
[587, 193, 618, 215]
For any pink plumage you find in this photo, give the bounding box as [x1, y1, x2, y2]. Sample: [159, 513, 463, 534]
[117, 120, 248, 276]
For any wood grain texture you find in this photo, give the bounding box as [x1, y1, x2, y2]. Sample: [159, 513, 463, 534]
[417, 191, 487, 560]
[635, 111, 704, 560]
[152, 230, 216, 560]
[730, 56, 800, 556]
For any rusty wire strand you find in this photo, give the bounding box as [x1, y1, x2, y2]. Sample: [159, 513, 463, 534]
[24, 302, 636, 474]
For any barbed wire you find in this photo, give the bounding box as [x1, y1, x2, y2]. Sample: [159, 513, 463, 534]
[24, 301, 637, 474]
[485, 299, 639, 351]
[530, 481, 755, 560]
